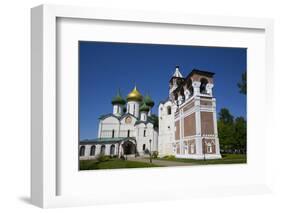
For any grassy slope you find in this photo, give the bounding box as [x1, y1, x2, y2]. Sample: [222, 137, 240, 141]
[80, 159, 161, 170]
[159, 154, 247, 165]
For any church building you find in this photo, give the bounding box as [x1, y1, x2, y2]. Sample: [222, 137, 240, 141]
[80, 66, 221, 160]
[158, 66, 221, 159]
[79, 87, 158, 159]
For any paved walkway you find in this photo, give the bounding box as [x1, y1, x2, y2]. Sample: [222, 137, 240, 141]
[127, 157, 195, 167]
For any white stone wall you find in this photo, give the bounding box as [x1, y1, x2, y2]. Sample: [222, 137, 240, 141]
[135, 122, 157, 155]
[127, 101, 140, 118]
[119, 115, 137, 137]
[98, 116, 120, 138]
[79, 143, 118, 159]
[140, 112, 147, 121]
[158, 101, 174, 156]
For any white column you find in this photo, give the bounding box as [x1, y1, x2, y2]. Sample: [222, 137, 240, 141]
[96, 145, 101, 155]
[85, 145, 91, 157]
[98, 122, 101, 138]
[194, 97, 203, 155]
[206, 83, 214, 96]
[192, 81, 201, 97]
[179, 110, 183, 154]
[99, 122, 103, 138]
[212, 98, 221, 155]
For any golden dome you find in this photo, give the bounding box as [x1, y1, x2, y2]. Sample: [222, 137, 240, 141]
[127, 86, 143, 102]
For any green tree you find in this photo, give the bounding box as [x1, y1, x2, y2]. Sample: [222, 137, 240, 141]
[218, 120, 235, 153]
[218, 108, 235, 153]
[237, 72, 247, 95]
[217, 108, 247, 154]
[234, 117, 247, 154]
[218, 108, 234, 124]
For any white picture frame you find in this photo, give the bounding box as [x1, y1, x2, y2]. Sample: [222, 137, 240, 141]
[31, 4, 274, 208]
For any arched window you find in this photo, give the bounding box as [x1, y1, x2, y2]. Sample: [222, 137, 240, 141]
[110, 144, 115, 155]
[143, 130, 146, 137]
[143, 144, 146, 151]
[79, 146, 85, 156]
[167, 106, 171, 115]
[200, 78, 208, 94]
[127, 130, 130, 137]
[186, 79, 194, 96]
[100, 145, 106, 155]
[112, 129, 115, 138]
[207, 143, 212, 153]
[90, 145, 96, 156]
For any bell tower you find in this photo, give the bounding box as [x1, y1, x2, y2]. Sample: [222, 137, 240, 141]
[169, 66, 184, 101]
[159, 67, 221, 159]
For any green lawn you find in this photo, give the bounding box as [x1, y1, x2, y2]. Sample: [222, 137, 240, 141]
[159, 154, 247, 165]
[80, 159, 161, 170]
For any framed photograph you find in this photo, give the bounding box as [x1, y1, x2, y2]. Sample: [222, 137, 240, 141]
[31, 4, 274, 208]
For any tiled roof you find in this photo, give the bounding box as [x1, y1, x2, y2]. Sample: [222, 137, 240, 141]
[80, 137, 136, 144]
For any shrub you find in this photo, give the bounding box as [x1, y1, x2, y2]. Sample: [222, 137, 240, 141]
[96, 154, 110, 162]
[163, 155, 176, 160]
[152, 151, 158, 159]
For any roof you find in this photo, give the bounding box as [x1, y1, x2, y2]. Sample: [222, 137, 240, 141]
[80, 137, 136, 144]
[170, 69, 215, 95]
[119, 113, 139, 120]
[172, 65, 183, 78]
[99, 113, 120, 120]
[185, 69, 215, 80]
[135, 120, 153, 126]
[139, 102, 150, 112]
[99, 113, 139, 121]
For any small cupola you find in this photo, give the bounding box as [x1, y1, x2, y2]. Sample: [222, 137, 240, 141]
[140, 102, 149, 121]
[143, 94, 155, 108]
[140, 102, 150, 112]
[111, 89, 126, 105]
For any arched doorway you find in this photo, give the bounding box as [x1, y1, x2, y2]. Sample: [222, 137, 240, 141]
[122, 141, 136, 155]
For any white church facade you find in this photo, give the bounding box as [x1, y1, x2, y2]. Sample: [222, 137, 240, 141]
[79, 66, 221, 160]
[79, 87, 158, 159]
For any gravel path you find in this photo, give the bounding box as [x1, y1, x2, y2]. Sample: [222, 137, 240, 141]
[127, 157, 195, 167]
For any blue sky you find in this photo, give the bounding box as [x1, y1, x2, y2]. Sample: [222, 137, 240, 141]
[79, 41, 246, 140]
